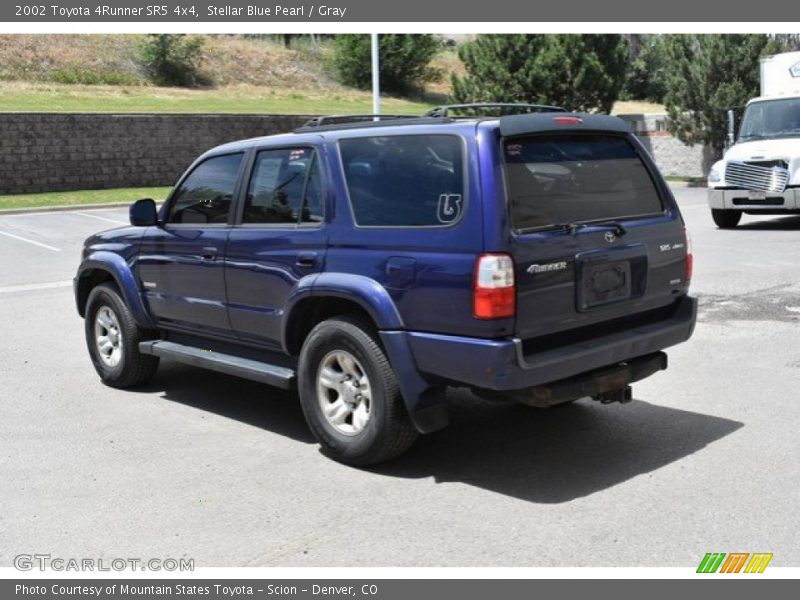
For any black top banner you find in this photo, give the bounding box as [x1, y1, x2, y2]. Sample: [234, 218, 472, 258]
[0, 0, 795, 22]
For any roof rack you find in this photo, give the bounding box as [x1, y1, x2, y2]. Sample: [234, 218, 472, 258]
[424, 103, 565, 118]
[300, 114, 420, 128]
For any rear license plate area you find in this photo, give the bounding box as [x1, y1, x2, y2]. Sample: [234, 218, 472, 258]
[575, 244, 648, 312]
[580, 261, 631, 309]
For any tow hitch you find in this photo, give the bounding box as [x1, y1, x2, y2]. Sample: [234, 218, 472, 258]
[475, 352, 667, 408]
[593, 385, 633, 404]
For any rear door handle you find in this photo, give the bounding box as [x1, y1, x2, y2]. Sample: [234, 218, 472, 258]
[296, 252, 318, 267]
[201, 247, 218, 261]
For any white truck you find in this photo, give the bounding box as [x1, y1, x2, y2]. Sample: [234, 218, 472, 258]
[707, 51, 800, 228]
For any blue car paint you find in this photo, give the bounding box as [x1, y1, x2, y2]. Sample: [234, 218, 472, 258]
[74, 229, 154, 329]
[76, 115, 695, 434]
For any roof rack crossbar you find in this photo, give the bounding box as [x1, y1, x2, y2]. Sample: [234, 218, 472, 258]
[424, 103, 565, 118]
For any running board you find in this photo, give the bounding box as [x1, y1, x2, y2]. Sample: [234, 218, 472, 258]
[139, 340, 296, 390]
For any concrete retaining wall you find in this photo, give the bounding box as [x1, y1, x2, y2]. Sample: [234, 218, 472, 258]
[0, 112, 713, 196]
[619, 113, 717, 179]
[0, 113, 309, 195]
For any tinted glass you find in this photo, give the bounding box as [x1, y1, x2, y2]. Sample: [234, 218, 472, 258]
[340, 135, 464, 226]
[244, 147, 323, 225]
[504, 134, 663, 231]
[300, 156, 324, 223]
[168, 153, 243, 224]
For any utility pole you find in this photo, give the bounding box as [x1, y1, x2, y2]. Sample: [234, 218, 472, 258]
[371, 33, 380, 118]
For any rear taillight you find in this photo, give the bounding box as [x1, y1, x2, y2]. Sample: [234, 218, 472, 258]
[684, 228, 693, 285]
[473, 253, 515, 319]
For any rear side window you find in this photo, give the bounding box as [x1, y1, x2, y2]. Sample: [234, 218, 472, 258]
[339, 135, 464, 227]
[168, 153, 243, 224]
[503, 134, 663, 232]
[244, 147, 324, 225]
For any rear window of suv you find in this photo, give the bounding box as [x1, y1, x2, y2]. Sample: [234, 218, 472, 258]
[503, 134, 663, 232]
[339, 134, 464, 227]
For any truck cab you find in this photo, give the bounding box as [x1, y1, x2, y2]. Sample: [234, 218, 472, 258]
[707, 51, 800, 228]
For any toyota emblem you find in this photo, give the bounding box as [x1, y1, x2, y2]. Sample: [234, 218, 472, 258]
[604, 231, 616, 243]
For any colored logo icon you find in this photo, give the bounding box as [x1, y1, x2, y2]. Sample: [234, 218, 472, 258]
[697, 552, 773, 573]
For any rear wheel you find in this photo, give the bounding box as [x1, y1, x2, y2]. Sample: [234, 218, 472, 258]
[297, 316, 418, 466]
[85, 283, 159, 388]
[711, 209, 742, 229]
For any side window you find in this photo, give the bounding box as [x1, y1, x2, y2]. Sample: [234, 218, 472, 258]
[339, 135, 464, 227]
[168, 153, 243, 224]
[243, 147, 325, 225]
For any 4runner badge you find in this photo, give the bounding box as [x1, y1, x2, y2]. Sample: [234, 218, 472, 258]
[604, 231, 616, 243]
[527, 261, 568, 275]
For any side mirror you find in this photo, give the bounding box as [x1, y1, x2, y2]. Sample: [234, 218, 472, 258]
[726, 109, 736, 149]
[130, 198, 158, 227]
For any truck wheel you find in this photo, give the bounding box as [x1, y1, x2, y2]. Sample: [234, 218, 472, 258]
[297, 316, 418, 466]
[84, 283, 159, 388]
[711, 209, 742, 229]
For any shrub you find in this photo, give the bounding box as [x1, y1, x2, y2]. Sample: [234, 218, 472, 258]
[332, 34, 441, 94]
[140, 34, 206, 87]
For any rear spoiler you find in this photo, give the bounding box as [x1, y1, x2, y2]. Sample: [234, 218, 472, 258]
[499, 113, 631, 137]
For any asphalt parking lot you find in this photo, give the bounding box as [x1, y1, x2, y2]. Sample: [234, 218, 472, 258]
[1, 187, 798, 567]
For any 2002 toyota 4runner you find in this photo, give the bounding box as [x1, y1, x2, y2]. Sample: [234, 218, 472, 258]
[75, 104, 697, 465]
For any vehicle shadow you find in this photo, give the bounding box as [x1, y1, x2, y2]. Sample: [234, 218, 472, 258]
[374, 390, 743, 503]
[135, 362, 316, 444]
[738, 215, 800, 230]
[136, 362, 742, 504]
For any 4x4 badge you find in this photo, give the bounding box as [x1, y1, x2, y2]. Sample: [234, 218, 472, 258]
[604, 231, 616, 243]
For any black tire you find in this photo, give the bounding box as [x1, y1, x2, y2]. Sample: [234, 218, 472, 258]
[84, 283, 159, 388]
[711, 209, 742, 229]
[297, 315, 418, 466]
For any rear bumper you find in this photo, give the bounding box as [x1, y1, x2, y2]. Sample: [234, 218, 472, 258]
[405, 296, 697, 391]
[708, 187, 800, 210]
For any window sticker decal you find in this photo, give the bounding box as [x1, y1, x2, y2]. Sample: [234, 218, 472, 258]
[437, 193, 463, 223]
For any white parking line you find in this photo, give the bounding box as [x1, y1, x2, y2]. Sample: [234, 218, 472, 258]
[0, 230, 61, 252]
[0, 280, 72, 294]
[75, 211, 127, 225]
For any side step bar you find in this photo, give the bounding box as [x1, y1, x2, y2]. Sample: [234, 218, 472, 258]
[139, 340, 296, 390]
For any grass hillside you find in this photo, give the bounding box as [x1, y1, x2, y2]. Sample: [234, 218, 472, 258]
[0, 35, 441, 114]
[0, 35, 665, 115]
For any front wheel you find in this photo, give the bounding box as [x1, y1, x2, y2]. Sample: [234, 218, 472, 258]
[711, 209, 742, 229]
[297, 316, 418, 466]
[85, 283, 159, 388]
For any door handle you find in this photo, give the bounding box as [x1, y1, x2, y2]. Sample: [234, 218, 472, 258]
[296, 252, 318, 267]
[201, 247, 218, 261]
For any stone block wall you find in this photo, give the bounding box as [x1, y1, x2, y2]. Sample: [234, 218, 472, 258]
[0, 113, 310, 194]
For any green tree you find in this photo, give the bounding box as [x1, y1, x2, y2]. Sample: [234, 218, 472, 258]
[140, 34, 206, 87]
[332, 34, 442, 94]
[662, 34, 771, 154]
[451, 34, 628, 114]
[765, 34, 800, 54]
[622, 34, 669, 103]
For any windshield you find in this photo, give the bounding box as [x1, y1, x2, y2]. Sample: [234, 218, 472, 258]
[739, 98, 800, 141]
[503, 134, 664, 232]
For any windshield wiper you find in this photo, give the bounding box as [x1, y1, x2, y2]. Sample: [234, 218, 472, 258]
[516, 220, 628, 236]
[562, 221, 627, 236]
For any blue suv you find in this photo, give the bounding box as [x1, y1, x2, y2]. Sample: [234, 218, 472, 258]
[75, 105, 697, 465]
